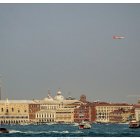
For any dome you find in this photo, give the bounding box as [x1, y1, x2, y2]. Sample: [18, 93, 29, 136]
[43, 90, 54, 101]
[54, 94, 64, 101]
[44, 97, 54, 102]
[54, 89, 64, 101]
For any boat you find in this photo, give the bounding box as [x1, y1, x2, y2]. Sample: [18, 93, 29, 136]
[129, 119, 140, 128]
[0, 128, 9, 133]
[78, 121, 91, 129]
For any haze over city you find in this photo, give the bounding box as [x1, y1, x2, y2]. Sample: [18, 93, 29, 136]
[0, 4, 140, 103]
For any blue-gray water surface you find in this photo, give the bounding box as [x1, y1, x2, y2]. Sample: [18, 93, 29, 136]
[0, 123, 140, 137]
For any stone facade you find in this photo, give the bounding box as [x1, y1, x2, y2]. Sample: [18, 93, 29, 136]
[56, 108, 74, 123]
[109, 108, 132, 123]
[74, 103, 91, 123]
[95, 102, 133, 123]
[29, 103, 40, 122]
[134, 105, 140, 122]
[0, 99, 34, 124]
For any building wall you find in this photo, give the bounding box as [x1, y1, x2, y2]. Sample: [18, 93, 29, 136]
[90, 104, 96, 122]
[0, 101, 29, 124]
[36, 110, 56, 123]
[29, 103, 40, 122]
[74, 104, 90, 123]
[56, 108, 74, 123]
[109, 110, 131, 123]
[95, 104, 133, 123]
[35, 103, 58, 123]
[135, 108, 140, 122]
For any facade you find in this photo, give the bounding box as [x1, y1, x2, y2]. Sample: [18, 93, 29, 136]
[35, 89, 81, 123]
[36, 110, 56, 123]
[134, 105, 140, 122]
[74, 103, 90, 123]
[95, 102, 133, 123]
[0, 89, 81, 124]
[109, 108, 132, 123]
[0, 99, 34, 124]
[74, 95, 96, 123]
[56, 108, 74, 123]
[29, 103, 40, 123]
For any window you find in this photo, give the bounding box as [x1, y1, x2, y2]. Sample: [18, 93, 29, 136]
[1, 108, 3, 112]
[12, 108, 14, 112]
[6, 109, 8, 113]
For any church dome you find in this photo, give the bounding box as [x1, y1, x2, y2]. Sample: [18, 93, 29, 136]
[54, 89, 64, 101]
[44, 97, 54, 102]
[43, 90, 54, 102]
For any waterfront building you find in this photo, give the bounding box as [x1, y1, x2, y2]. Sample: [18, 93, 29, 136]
[109, 108, 133, 123]
[0, 99, 34, 124]
[134, 104, 140, 122]
[94, 102, 133, 123]
[0, 89, 81, 124]
[29, 103, 40, 123]
[74, 95, 96, 123]
[56, 107, 74, 123]
[74, 103, 90, 123]
[36, 110, 56, 123]
[35, 89, 81, 123]
[35, 90, 63, 123]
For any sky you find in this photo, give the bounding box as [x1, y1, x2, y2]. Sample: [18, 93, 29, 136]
[0, 3, 140, 103]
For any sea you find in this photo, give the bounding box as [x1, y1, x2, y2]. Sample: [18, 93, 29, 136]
[0, 123, 140, 137]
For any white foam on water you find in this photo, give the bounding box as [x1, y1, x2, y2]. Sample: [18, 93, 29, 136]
[9, 130, 83, 134]
[9, 130, 22, 133]
[72, 131, 83, 134]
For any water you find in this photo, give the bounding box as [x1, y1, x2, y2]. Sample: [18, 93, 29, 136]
[0, 123, 140, 137]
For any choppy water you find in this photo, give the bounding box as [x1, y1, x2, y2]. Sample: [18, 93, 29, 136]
[0, 123, 140, 137]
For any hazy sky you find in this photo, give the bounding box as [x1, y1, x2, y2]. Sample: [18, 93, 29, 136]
[0, 4, 140, 103]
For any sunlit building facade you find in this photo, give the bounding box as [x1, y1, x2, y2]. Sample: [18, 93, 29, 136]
[134, 105, 140, 122]
[109, 108, 132, 123]
[29, 103, 40, 123]
[35, 89, 81, 123]
[0, 99, 34, 124]
[95, 102, 133, 123]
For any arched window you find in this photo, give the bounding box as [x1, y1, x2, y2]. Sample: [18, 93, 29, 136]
[12, 108, 14, 112]
[1, 108, 4, 112]
[6, 109, 9, 113]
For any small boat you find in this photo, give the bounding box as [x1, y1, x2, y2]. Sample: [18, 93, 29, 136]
[78, 121, 91, 129]
[129, 120, 140, 128]
[0, 128, 9, 133]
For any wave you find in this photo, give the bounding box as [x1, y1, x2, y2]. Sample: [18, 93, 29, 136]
[9, 130, 22, 133]
[9, 130, 83, 134]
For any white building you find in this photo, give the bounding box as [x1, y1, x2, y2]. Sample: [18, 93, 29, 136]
[35, 89, 81, 123]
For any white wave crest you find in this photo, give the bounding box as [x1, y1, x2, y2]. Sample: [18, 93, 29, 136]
[9, 130, 22, 133]
[9, 130, 83, 134]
